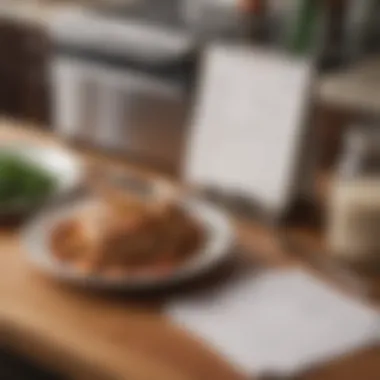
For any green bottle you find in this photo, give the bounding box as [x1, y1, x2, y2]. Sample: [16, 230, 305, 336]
[287, 0, 322, 56]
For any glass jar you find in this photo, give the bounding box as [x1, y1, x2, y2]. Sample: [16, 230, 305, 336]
[328, 125, 380, 263]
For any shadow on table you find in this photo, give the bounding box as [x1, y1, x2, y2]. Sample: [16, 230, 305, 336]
[0, 346, 64, 380]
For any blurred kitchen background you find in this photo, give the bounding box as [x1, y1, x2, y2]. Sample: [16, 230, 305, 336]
[1, 0, 380, 247]
[1, 0, 379, 170]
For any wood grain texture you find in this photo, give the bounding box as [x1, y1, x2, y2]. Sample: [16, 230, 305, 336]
[0, 120, 379, 380]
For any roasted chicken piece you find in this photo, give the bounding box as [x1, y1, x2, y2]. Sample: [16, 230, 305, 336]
[50, 189, 204, 276]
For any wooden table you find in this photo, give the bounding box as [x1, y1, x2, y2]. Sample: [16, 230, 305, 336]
[1, 121, 380, 380]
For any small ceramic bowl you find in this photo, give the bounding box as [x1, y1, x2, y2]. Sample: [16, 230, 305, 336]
[0, 143, 83, 219]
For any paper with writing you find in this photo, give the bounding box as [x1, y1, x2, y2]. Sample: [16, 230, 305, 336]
[185, 45, 312, 215]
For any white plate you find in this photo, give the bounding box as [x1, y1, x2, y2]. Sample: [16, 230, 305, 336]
[21, 197, 235, 290]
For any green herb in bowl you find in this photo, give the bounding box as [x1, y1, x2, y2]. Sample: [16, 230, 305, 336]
[0, 153, 57, 211]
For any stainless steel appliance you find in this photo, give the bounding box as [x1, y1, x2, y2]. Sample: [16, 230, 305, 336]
[49, 2, 198, 174]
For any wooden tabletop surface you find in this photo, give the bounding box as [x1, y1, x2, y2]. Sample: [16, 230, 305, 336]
[1, 121, 380, 380]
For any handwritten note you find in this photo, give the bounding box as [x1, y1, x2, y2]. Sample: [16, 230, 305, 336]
[185, 45, 313, 215]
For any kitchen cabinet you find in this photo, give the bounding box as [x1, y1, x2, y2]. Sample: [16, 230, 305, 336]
[0, 18, 50, 125]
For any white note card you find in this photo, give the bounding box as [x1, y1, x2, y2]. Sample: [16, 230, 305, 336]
[185, 45, 313, 214]
[167, 269, 379, 376]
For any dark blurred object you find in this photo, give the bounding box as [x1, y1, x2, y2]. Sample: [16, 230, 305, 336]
[320, 0, 349, 69]
[0, 347, 63, 380]
[0, 18, 50, 124]
[240, 0, 270, 42]
[343, 0, 379, 63]
[365, 0, 380, 54]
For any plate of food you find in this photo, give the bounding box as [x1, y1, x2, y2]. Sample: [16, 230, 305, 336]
[21, 177, 234, 290]
[0, 143, 83, 217]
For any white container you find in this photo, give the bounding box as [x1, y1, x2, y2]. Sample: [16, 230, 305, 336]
[328, 127, 380, 262]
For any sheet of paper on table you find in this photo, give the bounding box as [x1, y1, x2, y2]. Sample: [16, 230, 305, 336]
[167, 269, 379, 377]
[184, 44, 313, 216]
